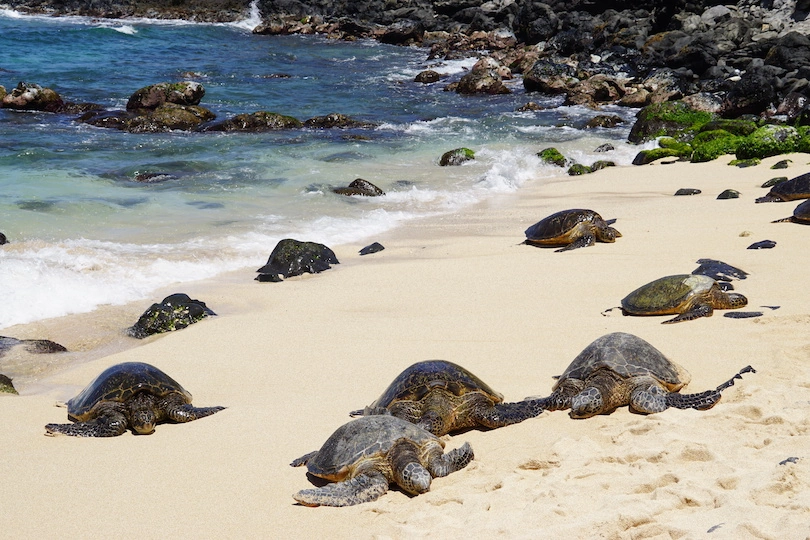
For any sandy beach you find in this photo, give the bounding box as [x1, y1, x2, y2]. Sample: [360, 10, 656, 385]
[2, 154, 809, 539]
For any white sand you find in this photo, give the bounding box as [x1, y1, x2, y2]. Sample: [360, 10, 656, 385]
[2, 155, 809, 539]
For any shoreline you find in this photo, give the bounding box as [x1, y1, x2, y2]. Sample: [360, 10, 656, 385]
[2, 155, 809, 537]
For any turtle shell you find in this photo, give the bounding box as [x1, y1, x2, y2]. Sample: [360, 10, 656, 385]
[621, 274, 716, 315]
[306, 416, 442, 481]
[524, 209, 605, 244]
[368, 360, 504, 410]
[760, 172, 810, 202]
[66, 362, 192, 422]
[554, 332, 690, 392]
[792, 199, 810, 222]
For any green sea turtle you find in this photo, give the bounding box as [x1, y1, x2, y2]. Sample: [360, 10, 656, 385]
[350, 360, 546, 436]
[45, 362, 225, 437]
[291, 415, 473, 507]
[772, 199, 810, 224]
[528, 332, 754, 418]
[620, 274, 747, 323]
[524, 209, 621, 252]
[756, 172, 810, 202]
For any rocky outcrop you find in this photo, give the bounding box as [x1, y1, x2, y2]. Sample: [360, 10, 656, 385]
[256, 238, 339, 281]
[127, 293, 216, 339]
[1, 82, 64, 112]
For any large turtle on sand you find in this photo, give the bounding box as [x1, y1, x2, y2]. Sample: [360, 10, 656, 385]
[291, 415, 473, 507]
[45, 362, 225, 437]
[620, 274, 747, 323]
[527, 332, 755, 418]
[756, 172, 810, 202]
[523, 209, 621, 252]
[350, 360, 546, 436]
[772, 199, 810, 224]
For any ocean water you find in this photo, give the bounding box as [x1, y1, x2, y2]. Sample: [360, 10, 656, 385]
[0, 9, 646, 331]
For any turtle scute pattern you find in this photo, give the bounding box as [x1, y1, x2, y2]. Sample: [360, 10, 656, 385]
[290, 416, 474, 507]
[523, 209, 621, 252]
[527, 332, 755, 419]
[349, 360, 546, 436]
[621, 274, 748, 323]
[44, 362, 225, 437]
[772, 198, 810, 224]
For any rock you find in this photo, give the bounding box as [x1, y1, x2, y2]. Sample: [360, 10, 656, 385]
[771, 159, 792, 169]
[692, 258, 748, 281]
[0, 374, 17, 395]
[127, 104, 216, 133]
[380, 20, 424, 45]
[522, 60, 575, 94]
[1, 82, 64, 112]
[439, 147, 475, 166]
[414, 70, 441, 83]
[332, 178, 385, 197]
[747, 240, 777, 249]
[762, 177, 788, 188]
[628, 101, 714, 144]
[203, 111, 302, 132]
[675, 188, 702, 196]
[126, 82, 205, 111]
[585, 115, 624, 129]
[0, 232, 6, 245]
[359, 242, 385, 255]
[126, 293, 216, 339]
[717, 189, 741, 199]
[594, 143, 615, 152]
[735, 125, 800, 160]
[303, 113, 374, 129]
[567, 163, 592, 175]
[0, 336, 67, 357]
[256, 239, 339, 280]
[455, 57, 511, 95]
[565, 75, 625, 108]
[722, 68, 778, 118]
[516, 101, 545, 112]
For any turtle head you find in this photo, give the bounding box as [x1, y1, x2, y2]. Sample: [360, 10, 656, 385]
[726, 292, 748, 309]
[570, 387, 604, 419]
[597, 226, 621, 243]
[129, 393, 158, 434]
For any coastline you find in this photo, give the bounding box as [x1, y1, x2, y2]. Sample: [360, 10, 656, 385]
[2, 155, 809, 537]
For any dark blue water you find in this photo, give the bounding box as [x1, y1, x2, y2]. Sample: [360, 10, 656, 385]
[0, 9, 641, 329]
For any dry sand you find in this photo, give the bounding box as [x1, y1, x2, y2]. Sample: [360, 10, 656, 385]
[2, 154, 809, 539]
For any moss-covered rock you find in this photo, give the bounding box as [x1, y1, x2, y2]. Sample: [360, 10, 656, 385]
[590, 160, 616, 171]
[127, 293, 216, 339]
[567, 163, 592, 175]
[729, 158, 761, 167]
[0, 374, 17, 395]
[538, 147, 567, 167]
[690, 130, 743, 162]
[736, 125, 801, 160]
[628, 101, 715, 144]
[128, 104, 216, 133]
[203, 111, 302, 132]
[632, 137, 693, 165]
[440, 147, 475, 166]
[126, 81, 205, 111]
[698, 119, 758, 137]
[256, 238, 339, 280]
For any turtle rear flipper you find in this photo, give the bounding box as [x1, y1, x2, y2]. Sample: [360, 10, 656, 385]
[554, 234, 595, 252]
[427, 441, 473, 478]
[293, 470, 388, 507]
[45, 413, 128, 437]
[663, 303, 712, 324]
[666, 365, 755, 410]
[290, 451, 319, 467]
[474, 398, 547, 428]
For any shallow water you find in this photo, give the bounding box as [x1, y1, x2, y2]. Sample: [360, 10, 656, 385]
[0, 10, 644, 336]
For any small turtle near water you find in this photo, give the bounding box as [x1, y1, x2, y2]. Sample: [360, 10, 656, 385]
[524, 209, 621, 252]
[620, 274, 747, 323]
[291, 415, 473, 507]
[45, 362, 225, 437]
[350, 360, 546, 436]
[772, 199, 810, 224]
[756, 172, 810, 202]
[527, 332, 755, 418]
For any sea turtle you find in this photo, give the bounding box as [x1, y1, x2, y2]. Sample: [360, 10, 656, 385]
[772, 198, 810, 224]
[756, 171, 810, 202]
[620, 274, 747, 323]
[290, 415, 473, 507]
[44, 362, 225, 437]
[350, 360, 545, 436]
[523, 209, 621, 252]
[527, 332, 755, 418]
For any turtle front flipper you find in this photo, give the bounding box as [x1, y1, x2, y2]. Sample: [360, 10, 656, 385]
[629, 383, 668, 414]
[293, 470, 389, 507]
[45, 413, 128, 437]
[390, 439, 432, 495]
[663, 303, 712, 324]
[165, 400, 226, 423]
[554, 234, 595, 252]
[666, 365, 755, 410]
[474, 398, 547, 428]
[426, 441, 474, 478]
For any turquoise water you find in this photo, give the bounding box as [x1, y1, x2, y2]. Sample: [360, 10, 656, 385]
[0, 10, 643, 329]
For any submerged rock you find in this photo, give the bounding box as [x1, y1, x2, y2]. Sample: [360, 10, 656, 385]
[127, 293, 216, 339]
[0, 336, 67, 357]
[126, 81, 205, 111]
[439, 147, 475, 166]
[332, 178, 385, 197]
[202, 111, 302, 132]
[256, 239, 339, 280]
